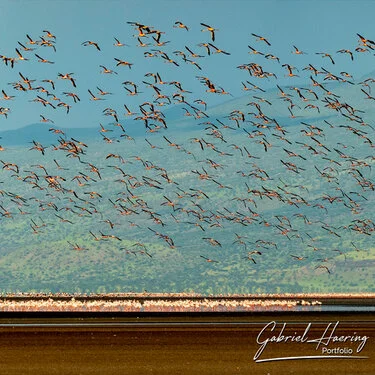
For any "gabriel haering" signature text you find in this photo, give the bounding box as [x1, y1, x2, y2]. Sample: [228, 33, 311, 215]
[254, 321, 369, 362]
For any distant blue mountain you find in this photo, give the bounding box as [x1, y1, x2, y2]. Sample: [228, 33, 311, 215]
[0, 87, 348, 146]
[0, 121, 154, 146]
[0, 123, 100, 146]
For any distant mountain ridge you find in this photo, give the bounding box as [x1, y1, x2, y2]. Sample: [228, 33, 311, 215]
[2, 73, 373, 146]
[0, 123, 101, 146]
[0, 103, 200, 146]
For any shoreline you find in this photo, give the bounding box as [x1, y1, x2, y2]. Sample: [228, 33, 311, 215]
[0, 293, 373, 312]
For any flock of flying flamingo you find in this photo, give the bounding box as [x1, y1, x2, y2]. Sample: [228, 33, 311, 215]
[0, 20, 374, 282]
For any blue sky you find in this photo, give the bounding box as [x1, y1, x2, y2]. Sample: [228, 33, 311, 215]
[1, 0, 375, 130]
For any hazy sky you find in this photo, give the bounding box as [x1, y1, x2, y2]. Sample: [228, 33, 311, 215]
[1, 0, 375, 130]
